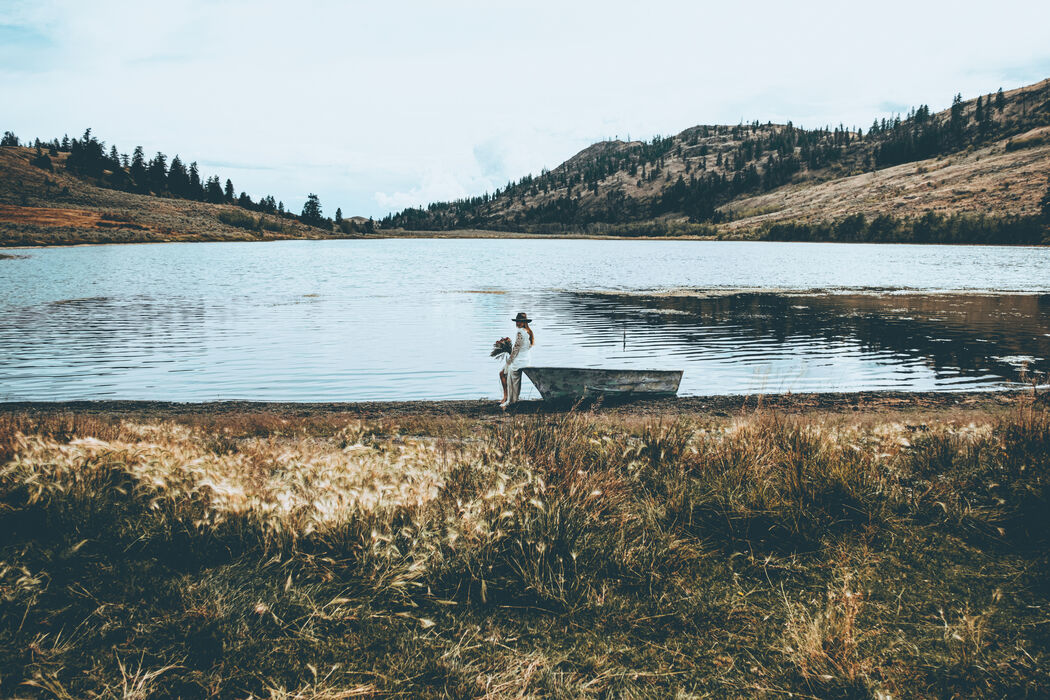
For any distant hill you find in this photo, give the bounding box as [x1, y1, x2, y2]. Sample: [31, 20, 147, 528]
[0, 139, 356, 246]
[3, 79, 1049, 246]
[382, 79, 1050, 243]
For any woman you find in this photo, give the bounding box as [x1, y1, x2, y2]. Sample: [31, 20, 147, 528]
[500, 312, 534, 408]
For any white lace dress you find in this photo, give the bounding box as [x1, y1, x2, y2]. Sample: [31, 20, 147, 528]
[503, 327, 532, 405]
[504, 327, 532, 373]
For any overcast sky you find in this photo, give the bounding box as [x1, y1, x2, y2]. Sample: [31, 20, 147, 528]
[3, 0, 1049, 218]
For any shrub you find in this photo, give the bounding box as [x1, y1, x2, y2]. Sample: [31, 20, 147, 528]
[217, 209, 260, 231]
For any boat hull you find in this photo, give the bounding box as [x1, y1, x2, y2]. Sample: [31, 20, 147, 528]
[521, 367, 683, 401]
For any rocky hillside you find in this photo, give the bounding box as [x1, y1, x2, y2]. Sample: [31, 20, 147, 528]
[381, 79, 1050, 238]
[0, 147, 344, 247]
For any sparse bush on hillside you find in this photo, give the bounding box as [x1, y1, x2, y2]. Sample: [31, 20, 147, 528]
[1005, 132, 1049, 151]
[762, 211, 1047, 245]
[29, 153, 52, 171]
[1041, 177, 1050, 220]
[217, 209, 288, 234]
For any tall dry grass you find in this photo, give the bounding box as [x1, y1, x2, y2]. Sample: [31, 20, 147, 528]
[1, 402, 1048, 697]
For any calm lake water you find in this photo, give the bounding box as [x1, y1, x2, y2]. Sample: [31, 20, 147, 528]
[2, 239, 1049, 401]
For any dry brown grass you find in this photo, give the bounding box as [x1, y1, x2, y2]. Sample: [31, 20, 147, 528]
[1, 400, 1048, 697]
[0, 147, 346, 247]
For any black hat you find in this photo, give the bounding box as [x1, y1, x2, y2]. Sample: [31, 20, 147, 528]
[512, 312, 533, 323]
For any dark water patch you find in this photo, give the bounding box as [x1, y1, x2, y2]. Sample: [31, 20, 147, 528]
[565, 292, 1050, 394]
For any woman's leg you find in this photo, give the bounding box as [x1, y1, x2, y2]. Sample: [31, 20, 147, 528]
[499, 369, 508, 403]
[507, 368, 522, 405]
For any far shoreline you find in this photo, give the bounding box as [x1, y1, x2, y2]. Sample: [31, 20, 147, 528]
[3, 227, 1050, 249]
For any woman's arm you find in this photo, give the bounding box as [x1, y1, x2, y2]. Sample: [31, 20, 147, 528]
[506, 329, 524, 365]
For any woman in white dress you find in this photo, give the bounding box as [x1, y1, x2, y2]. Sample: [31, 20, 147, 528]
[500, 312, 534, 408]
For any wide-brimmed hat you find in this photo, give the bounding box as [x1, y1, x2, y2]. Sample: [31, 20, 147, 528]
[512, 312, 533, 323]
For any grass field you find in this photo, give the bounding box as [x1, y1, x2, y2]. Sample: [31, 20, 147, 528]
[1, 396, 1048, 697]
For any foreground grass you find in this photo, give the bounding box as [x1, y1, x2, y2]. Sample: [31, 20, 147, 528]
[1, 401, 1048, 698]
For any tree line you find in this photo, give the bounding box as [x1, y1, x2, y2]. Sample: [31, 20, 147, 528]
[761, 210, 1048, 245]
[1, 129, 375, 234]
[380, 83, 1050, 232]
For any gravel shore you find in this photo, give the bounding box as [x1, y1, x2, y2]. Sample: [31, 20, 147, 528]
[0, 389, 1031, 421]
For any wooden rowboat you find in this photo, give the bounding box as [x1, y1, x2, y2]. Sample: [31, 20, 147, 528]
[521, 367, 683, 401]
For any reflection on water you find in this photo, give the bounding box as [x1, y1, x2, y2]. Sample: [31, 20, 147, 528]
[562, 292, 1050, 395]
[0, 239, 1049, 401]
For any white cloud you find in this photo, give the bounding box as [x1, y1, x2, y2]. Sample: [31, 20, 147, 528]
[2, 0, 1049, 218]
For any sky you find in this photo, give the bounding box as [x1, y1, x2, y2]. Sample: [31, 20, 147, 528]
[3, 0, 1050, 219]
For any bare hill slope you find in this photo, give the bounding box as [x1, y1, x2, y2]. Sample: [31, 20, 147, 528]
[382, 79, 1050, 239]
[0, 147, 342, 246]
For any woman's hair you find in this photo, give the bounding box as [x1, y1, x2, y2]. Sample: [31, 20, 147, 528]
[523, 322, 535, 345]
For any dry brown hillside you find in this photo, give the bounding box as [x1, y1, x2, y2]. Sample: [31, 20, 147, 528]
[382, 78, 1050, 239]
[722, 127, 1050, 233]
[0, 147, 347, 246]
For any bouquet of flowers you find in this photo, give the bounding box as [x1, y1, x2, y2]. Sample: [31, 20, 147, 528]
[490, 337, 512, 360]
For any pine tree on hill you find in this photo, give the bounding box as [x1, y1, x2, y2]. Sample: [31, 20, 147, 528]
[147, 152, 168, 193]
[1041, 178, 1050, 221]
[204, 176, 224, 203]
[188, 162, 202, 198]
[950, 93, 965, 143]
[168, 156, 189, 197]
[130, 146, 147, 189]
[224, 179, 235, 203]
[300, 193, 325, 228]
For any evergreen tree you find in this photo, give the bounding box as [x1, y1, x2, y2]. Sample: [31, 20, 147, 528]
[67, 130, 107, 177]
[130, 146, 147, 188]
[301, 193, 324, 227]
[335, 207, 343, 224]
[204, 176, 224, 203]
[168, 156, 189, 196]
[995, 87, 1005, 112]
[2, 131, 21, 146]
[1041, 178, 1050, 221]
[147, 152, 168, 192]
[949, 93, 965, 143]
[224, 179, 235, 202]
[188, 162, 202, 198]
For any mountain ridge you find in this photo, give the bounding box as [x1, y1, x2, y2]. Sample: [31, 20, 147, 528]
[381, 78, 1050, 240]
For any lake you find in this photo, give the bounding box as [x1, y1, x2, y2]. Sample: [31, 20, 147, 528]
[1, 239, 1049, 401]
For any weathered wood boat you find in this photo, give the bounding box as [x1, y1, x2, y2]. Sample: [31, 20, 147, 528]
[521, 367, 683, 401]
